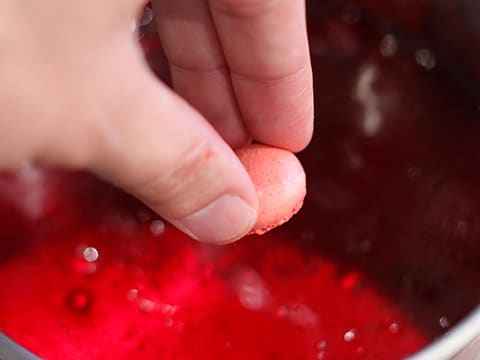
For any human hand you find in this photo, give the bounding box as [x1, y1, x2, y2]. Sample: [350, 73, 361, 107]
[0, 0, 313, 244]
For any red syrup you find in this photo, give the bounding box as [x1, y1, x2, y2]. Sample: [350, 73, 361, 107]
[2, 4, 480, 360]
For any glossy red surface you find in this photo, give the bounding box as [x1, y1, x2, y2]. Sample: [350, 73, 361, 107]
[1, 4, 480, 360]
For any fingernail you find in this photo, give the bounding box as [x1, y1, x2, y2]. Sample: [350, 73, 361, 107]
[175, 195, 258, 244]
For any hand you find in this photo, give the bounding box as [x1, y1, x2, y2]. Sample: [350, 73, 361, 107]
[0, 0, 313, 244]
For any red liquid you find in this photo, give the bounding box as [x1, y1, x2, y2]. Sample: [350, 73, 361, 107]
[2, 4, 480, 360]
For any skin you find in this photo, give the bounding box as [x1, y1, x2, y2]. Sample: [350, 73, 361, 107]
[0, 0, 313, 244]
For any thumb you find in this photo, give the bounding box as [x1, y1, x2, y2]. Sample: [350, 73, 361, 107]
[95, 76, 259, 244]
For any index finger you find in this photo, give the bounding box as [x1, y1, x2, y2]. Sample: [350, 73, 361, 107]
[209, 0, 314, 152]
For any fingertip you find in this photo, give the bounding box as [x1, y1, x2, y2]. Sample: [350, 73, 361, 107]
[173, 194, 258, 245]
[231, 59, 314, 153]
[270, 111, 314, 153]
[249, 97, 314, 153]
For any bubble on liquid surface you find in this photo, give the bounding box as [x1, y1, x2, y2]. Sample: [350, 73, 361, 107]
[415, 49, 436, 70]
[73, 245, 98, 275]
[355, 64, 382, 137]
[131, 290, 179, 320]
[439, 316, 450, 328]
[150, 219, 165, 236]
[160, 303, 178, 316]
[140, 6, 154, 27]
[82, 246, 99, 263]
[388, 322, 400, 334]
[232, 268, 270, 310]
[138, 297, 157, 313]
[317, 350, 327, 359]
[276, 302, 318, 327]
[316, 340, 327, 350]
[380, 34, 398, 57]
[344, 329, 357, 342]
[66, 289, 93, 313]
[135, 298, 178, 327]
[127, 288, 139, 301]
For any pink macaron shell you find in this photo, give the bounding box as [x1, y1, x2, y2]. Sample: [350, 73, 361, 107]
[235, 144, 307, 235]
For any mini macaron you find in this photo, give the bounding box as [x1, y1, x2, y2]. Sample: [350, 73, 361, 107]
[235, 144, 307, 235]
